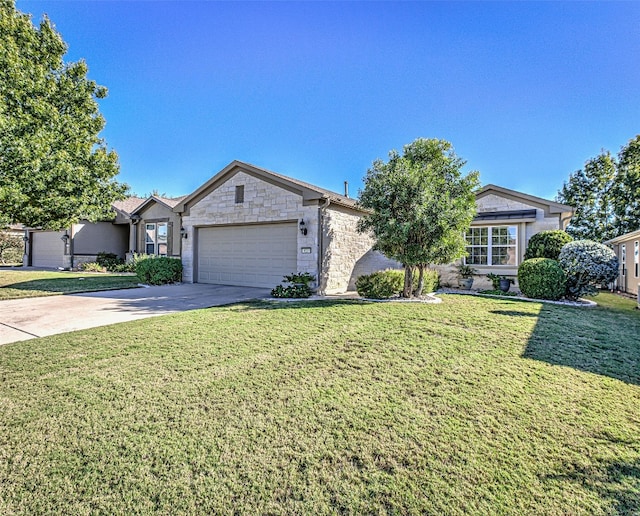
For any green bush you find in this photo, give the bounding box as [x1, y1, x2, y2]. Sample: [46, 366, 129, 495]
[271, 284, 312, 298]
[78, 262, 105, 272]
[356, 270, 405, 299]
[135, 256, 183, 285]
[558, 240, 618, 299]
[517, 258, 567, 300]
[524, 230, 573, 261]
[416, 268, 439, 294]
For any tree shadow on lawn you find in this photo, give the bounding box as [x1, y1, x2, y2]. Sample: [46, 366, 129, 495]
[542, 454, 640, 514]
[520, 303, 640, 386]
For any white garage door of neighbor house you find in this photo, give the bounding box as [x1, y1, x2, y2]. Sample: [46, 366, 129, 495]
[197, 223, 298, 288]
[31, 231, 65, 268]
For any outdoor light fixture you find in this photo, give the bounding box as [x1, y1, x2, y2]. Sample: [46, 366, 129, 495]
[299, 219, 307, 236]
[61, 234, 69, 245]
[180, 227, 188, 239]
[22, 235, 29, 243]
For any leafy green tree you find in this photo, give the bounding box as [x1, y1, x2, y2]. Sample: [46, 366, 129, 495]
[557, 135, 640, 241]
[557, 152, 617, 241]
[0, 0, 127, 229]
[611, 135, 640, 235]
[358, 138, 479, 297]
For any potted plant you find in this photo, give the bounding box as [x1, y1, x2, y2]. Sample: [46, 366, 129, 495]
[456, 263, 477, 290]
[486, 273, 514, 293]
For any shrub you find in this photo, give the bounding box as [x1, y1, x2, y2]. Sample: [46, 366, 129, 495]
[271, 284, 312, 298]
[416, 268, 439, 294]
[356, 270, 405, 299]
[517, 258, 567, 300]
[135, 256, 183, 285]
[558, 240, 618, 299]
[96, 252, 122, 270]
[270, 272, 316, 298]
[524, 230, 573, 261]
[78, 262, 105, 272]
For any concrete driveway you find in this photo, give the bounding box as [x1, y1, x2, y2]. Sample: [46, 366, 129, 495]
[0, 283, 271, 346]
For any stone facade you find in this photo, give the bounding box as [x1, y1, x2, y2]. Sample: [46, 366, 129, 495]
[181, 171, 319, 284]
[321, 204, 401, 293]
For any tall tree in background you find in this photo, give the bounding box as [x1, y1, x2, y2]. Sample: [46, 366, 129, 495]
[0, 0, 127, 229]
[358, 138, 479, 297]
[557, 135, 640, 241]
[611, 135, 640, 235]
[556, 151, 617, 241]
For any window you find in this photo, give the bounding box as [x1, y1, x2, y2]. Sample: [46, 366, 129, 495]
[145, 222, 168, 256]
[635, 241, 639, 277]
[465, 226, 517, 266]
[235, 185, 244, 204]
[621, 244, 626, 276]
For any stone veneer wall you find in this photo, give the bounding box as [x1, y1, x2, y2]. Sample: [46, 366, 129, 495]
[180, 171, 319, 283]
[321, 204, 401, 294]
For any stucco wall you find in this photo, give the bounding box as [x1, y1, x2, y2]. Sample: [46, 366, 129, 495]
[181, 171, 319, 283]
[72, 221, 129, 259]
[321, 204, 401, 294]
[611, 236, 640, 295]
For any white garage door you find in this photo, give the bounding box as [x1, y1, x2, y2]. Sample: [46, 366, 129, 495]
[197, 223, 298, 288]
[31, 231, 65, 268]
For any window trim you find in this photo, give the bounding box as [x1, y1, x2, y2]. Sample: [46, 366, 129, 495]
[465, 225, 518, 267]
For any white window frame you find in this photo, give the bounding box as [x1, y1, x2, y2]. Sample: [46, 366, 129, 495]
[465, 225, 518, 266]
[145, 222, 168, 256]
[621, 244, 626, 276]
[635, 241, 639, 277]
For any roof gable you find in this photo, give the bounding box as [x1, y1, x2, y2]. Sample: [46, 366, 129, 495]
[174, 160, 362, 214]
[476, 184, 574, 215]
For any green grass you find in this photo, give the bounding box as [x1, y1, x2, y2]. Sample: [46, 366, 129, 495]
[0, 270, 140, 300]
[0, 295, 638, 514]
[587, 290, 639, 314]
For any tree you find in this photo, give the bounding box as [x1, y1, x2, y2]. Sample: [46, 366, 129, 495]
[556, 151, 617, 241]
[358, 138, 480, 297]
[557, 135, 640, 241]
[0, 1, 127, 230]
[611, 135, 640, 235]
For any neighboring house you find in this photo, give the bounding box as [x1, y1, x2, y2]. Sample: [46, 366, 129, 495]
[435, 184, 575, 289]
[126, 195, 185, 261]
[175, 161, 574, 293]
[23, 194, 186, 269]
[605, 229, 640, 295]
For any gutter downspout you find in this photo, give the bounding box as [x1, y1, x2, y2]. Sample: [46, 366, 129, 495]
[318, 197, 330, 294]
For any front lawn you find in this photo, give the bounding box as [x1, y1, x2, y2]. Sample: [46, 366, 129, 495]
[0, 270, 139, 300]
[0, 296, 638, 514]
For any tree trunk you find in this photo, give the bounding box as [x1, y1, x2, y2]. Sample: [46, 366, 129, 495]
[403, 266, 414, 298]
[414, 265, 425, 297]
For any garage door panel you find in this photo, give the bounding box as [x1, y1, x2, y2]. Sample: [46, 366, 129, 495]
[197, 223, 298, 288]
[31, 231, 65, 269]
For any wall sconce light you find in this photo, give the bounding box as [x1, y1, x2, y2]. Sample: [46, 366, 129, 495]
[22, 235, 29, 243]
[180, 227, 188, 239]
[299, 219, 307, 236]
[61, 234, 70, 245]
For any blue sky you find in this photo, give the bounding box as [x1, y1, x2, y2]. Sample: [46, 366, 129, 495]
[17, 1, 640, 201]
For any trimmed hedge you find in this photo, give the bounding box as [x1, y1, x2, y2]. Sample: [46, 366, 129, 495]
[558, 240, 618, 299]
[524, 230, 573, 261]
[356, 268, 439, 299]
[517, 258, 567, 300]
[135, 256, 183, 285]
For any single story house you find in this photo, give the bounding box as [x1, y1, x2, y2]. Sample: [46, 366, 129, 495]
[21, 159, 574, 293]
[22, 195, 183, 269]
[175, 161, 574, 293]
[605, 229, 640, 295]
